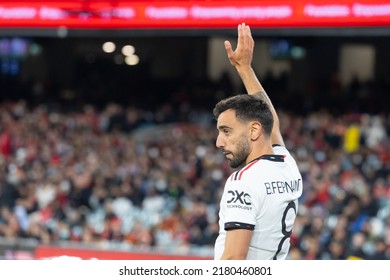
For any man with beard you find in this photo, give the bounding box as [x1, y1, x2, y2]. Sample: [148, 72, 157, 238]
[213, 23, 303, 260]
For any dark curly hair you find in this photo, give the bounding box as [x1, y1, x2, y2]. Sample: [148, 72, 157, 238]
[213, 94, 274, 136]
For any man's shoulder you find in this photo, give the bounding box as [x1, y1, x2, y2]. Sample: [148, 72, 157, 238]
[272, 144, 289, 154]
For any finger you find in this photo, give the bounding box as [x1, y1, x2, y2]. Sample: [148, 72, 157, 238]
[242, 24, 250, 46]
[224, 40, 233, 55]
[237, 23, 244, 51]
[248, 25, 254, 49]
[243, 24, 254, 50]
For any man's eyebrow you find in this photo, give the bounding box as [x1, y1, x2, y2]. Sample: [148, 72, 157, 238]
[217, 125, 231, 131]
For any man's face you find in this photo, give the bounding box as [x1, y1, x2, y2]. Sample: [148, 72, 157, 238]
[216, 109, 251, 168]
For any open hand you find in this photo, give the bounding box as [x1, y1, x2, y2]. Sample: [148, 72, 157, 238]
[224, 23, 254, 69]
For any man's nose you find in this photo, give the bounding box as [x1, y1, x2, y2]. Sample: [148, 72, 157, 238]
[216, 135, 224, 148]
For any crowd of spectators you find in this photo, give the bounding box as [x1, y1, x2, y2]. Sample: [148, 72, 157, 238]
[0, 72, 390, 259]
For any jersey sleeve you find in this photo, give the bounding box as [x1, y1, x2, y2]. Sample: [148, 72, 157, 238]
[221, 171, 262, 231]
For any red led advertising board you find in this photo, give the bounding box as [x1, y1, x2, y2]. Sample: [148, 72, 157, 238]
[0, 0, 389, 29]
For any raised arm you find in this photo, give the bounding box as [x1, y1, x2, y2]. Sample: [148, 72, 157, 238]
[224, 23, 284, 147]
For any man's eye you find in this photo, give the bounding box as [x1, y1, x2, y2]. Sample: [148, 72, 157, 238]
[223, 130, 230, 135]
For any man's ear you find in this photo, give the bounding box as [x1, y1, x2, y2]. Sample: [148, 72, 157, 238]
[249, 121, 262, 141]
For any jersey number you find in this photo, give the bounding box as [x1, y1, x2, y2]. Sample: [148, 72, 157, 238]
[273, 201, 296, 260]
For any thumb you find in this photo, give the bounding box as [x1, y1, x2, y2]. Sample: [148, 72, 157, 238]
[224, 40, 233, 55]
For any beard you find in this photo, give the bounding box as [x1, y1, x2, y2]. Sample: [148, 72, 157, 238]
[228, 138, 251, 168]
